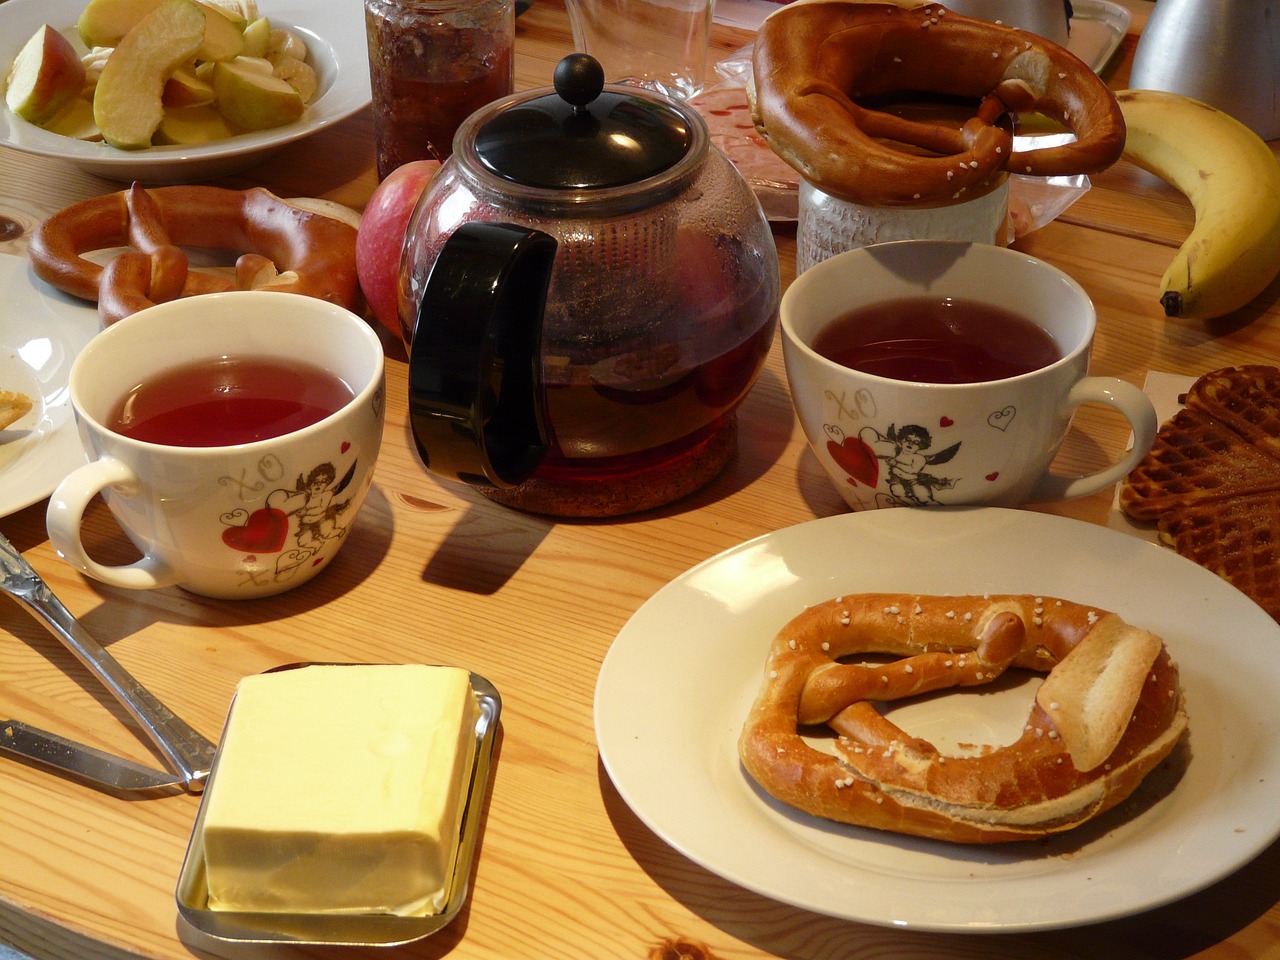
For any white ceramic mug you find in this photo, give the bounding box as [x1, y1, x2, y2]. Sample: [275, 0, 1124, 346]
[781, 240, 1157, 511]
[47, 292, 385, 599]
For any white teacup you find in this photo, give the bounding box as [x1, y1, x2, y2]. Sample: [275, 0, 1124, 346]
[47, 292, 385, 599]
[781, 240, 1156, 511]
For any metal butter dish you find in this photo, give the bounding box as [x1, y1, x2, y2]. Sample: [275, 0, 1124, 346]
[175, 668, 501, 947]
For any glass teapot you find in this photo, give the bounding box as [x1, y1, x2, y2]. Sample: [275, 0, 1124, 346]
[400, 55, 780, 517]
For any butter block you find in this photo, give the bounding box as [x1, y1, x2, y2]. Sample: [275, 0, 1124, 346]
[202, 664, 476, 916]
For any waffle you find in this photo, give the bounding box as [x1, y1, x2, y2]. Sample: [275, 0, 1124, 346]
[1121, 366, 1280, 622]
[1185, 365, 1280, 461]
[1157, 493, 1280, 622]
[1119, 407, 1280, 520]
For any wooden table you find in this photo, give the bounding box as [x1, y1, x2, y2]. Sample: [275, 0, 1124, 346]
[4, 1, 1280, 957]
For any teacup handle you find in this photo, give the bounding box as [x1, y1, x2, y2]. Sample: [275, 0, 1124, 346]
[47, 457, 182, 590]
[1030, 376, 1158, 503]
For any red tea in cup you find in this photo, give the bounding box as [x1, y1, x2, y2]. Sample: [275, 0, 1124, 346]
[811, 296, 1062, 384]
[109, 356, 355, 447]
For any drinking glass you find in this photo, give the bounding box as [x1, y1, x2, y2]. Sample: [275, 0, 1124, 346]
[564, 0, 715, 100]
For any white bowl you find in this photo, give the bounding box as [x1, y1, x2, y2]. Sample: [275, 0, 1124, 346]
[0, 0, 371, 184]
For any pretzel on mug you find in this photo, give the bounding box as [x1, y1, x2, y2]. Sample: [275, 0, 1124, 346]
[749, 1, 1127, 206]
[28, 184, 361, 325]
[738, 594, 1188, 843]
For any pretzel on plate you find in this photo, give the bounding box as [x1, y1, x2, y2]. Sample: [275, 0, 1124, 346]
[739, 594, 1188, 843]
[28, 184, 361, 325]
[749, 1, 1126, 206]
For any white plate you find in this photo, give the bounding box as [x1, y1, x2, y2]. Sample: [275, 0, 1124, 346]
[0, 254, 98, 517]
[0, 0, 370, 184]
[595, 507, 1280, 933]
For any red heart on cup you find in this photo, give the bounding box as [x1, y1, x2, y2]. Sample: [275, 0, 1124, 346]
[828, 436, 879, 488]
[986, 472, 1000, 482]
[939, 416, 954, 427]
[222, 507, 289, 553]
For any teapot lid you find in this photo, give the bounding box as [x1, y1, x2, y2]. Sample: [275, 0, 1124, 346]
[468, 54, 703, 190]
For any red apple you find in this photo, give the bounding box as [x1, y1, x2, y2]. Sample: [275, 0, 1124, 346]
[356, 159, 440, 338]
[5, 25, 87, 126]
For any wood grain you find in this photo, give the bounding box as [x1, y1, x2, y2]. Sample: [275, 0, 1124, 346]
[5, 1, 1280, 958]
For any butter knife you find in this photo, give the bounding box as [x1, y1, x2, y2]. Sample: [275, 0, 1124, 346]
[0, 531, 217, 791]
[1, 720, 186, 791]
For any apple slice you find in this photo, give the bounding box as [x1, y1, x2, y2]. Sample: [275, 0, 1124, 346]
[93, 0, 206, 149]
[212, 58, 303, 130]
[43, 96, 101, 139]
[79, 0, 243, 61]
[5, 25, 87, 125]
[241, 16, 271, 58]
[154, 102, 234, 143]
[193, 1, 244, 61]
[78, 0, 167, 48]
[198, 0, 244, 27]
[163, 65, 215, 107]
[226, 55, 273, 76]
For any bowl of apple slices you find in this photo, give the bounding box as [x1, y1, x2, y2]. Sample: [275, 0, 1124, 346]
[0, 0, 370, 183]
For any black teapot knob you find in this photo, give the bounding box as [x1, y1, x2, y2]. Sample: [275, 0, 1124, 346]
[553, 53, 604, 109]
[469, 52, 694, 189]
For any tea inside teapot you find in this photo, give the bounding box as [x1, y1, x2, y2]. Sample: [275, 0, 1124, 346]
[403, 56, 781, 517]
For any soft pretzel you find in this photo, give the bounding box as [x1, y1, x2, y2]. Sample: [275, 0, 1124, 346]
[749, 1, 1126, 206]
[739, 594, 1187, 843]
[28, 184, 361, 325]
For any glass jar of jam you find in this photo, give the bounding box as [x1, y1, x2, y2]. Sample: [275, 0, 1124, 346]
[364, 0, 515, 180]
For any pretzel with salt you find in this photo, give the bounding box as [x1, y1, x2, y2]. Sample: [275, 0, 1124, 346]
[739, 594, 1187, 843]
[28, 184, 361, 325]
[749, 1, 1126, 206]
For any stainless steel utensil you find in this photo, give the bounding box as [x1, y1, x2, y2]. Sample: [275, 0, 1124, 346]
[1, 720, 189, 791]
[0, 531, 217, 791]
[1130, 0, 1280, 141]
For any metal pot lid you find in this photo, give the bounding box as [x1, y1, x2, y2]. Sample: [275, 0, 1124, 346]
[470, 54, 699, 190]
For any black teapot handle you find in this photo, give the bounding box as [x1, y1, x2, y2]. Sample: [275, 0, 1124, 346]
[408, 221, 557, 488]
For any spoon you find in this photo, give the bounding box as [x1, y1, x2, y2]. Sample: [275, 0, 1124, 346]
[0, 531, 217, 791]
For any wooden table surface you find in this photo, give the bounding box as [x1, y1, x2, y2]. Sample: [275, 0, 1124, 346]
[4, 1, 1280, 958]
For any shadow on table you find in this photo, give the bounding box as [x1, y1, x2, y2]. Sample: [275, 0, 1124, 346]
[598, 753, 1280, 960]
[413, 365, 799, 594]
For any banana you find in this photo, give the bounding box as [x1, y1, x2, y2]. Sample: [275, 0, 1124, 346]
[1115, 88, 1280, 321]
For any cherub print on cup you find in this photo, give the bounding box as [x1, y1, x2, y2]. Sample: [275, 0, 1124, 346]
[219, 452, 366, 591]
[860, 422, 962, 507]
